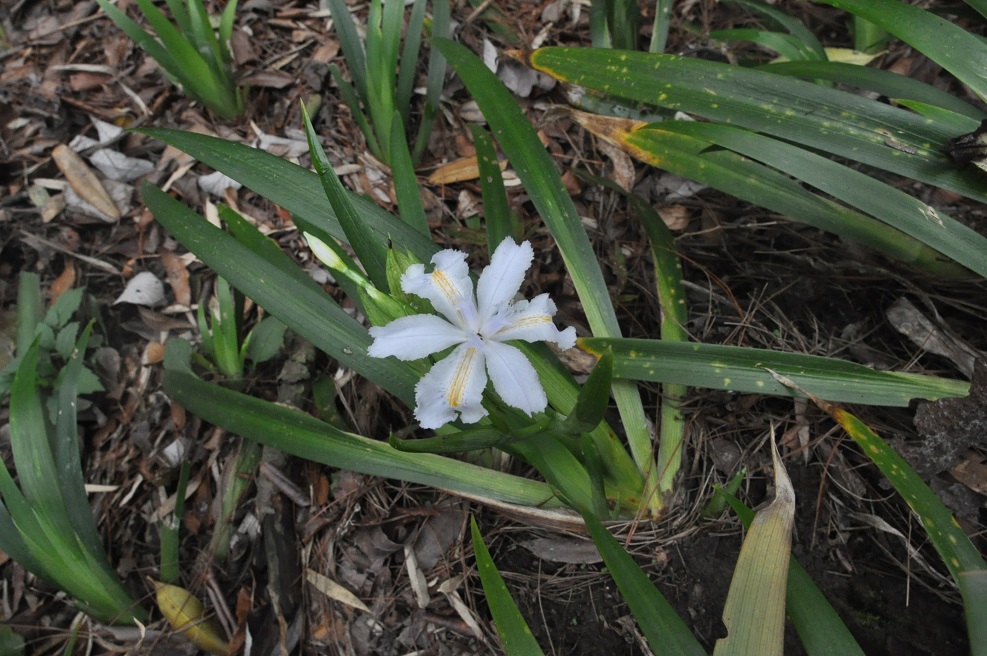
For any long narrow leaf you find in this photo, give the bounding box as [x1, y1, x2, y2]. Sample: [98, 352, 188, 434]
[325, 0, 367, 100]
[578, 337, 968, 406]
[162, 340, 559, 508]
[54, 325, 106, 558]
[389, 112, 430, 236]
[470, 517, 546, 655]
[413, 0, 450, 162]
[301, 105, 389, 288]
[471, 124, 517, 254]
[582, 512, 706, 655]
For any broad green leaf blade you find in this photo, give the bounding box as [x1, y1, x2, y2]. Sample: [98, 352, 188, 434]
[653, 120, 987, 278]
[434, 39, 658, 510]
[578, 337, 968, 407]
[786, 552, 866, 655]
[162, 340, 560, 508]
[528, 47, 987, 202]
[470, 517, 546, 655]
[715, 433, 793, 656]
[142, 183, 418, 406]
[816, 0, 987, 102]
[510, 435, 596, 515]
[758, 61, 987, 120]
[582, 512, 706, 656]
[244, 316, 287, 364]
[574, 112, 963, 277]
[302, 105, 389, 289]
[0, 501, 49, 585]
[136, 128, 437, 263]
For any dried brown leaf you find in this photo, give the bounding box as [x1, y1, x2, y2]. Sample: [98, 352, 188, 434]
[160, 251, 192, 307]
[51, 144, 121, 220]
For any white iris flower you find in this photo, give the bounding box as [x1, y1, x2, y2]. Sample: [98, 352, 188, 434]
[368, 237, 577, 429]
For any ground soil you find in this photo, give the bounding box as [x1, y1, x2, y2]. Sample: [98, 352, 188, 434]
[1, 0, 986, 654]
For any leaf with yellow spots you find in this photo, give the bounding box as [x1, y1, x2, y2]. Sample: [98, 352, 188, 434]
[151, 579, 229, 655]
[766, 370, 987, 652]
[827, 408, 985, 580]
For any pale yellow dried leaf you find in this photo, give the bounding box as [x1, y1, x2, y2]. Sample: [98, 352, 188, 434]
[824, 47, 885, 66]
[427, 155, 508, 185]
[305, 569, 371, 612]
[151, 579, 229, 655]
[714, 428, 795, 656]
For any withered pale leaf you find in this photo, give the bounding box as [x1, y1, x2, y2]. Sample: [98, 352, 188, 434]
[151, 580, 229, 655]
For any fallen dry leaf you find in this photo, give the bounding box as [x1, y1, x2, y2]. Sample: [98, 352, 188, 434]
[51, 144, 121, 220]
[427, 155, 507, 185]
[48, 261, 76, 306]
[114, 271, 166, 307]
[160, 252, 192, 307]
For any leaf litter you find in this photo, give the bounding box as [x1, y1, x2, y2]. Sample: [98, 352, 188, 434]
[0, 0, 985, 654]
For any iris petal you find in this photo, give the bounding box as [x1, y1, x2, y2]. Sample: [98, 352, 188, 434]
[476, 238, 532, 325]
[484, 294, 577, 349]
[401, 251, 478, 331]
[368, 314, 467, 360]
[413, 340, 488, 428]
[483, 340, 547, 415]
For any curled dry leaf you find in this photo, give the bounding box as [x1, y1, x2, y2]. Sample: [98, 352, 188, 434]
[151, 579, 230, 655]
[51, 144, 121, 220]
[48, 261, 77, 306]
